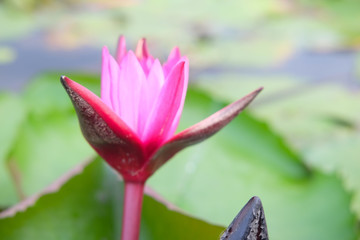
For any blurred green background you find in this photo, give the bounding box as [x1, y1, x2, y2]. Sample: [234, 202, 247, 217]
[0, 0, 360, 239]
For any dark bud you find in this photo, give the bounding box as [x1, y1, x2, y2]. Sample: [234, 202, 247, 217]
[220, 196, 268, 240]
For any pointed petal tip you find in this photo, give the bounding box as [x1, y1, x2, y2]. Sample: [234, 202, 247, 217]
[116, 36, 127, 62]
[176, 59, 186, 68]
[235, 86, 263, 106]
[60, 75, 70, 86]
[170, 46, 181, 57]
[221, 196, 268, 240]
[60, 75, 78, 89]
[127, 50, 136, 58]
[248, 196, 262, 207]
[172, 56, 188, 70]
[139, 37, 147, 44]
[60, 75, 67, 89]
[102, 46, 112, 64]
[250, 86, 263, 96]
[257, 86, 264, 92]
[135, 38, 150, 59]
[118, 35, 125, 42]
[181, 55, 189, 63]
[255, 86, 264, 95]
[102, 46, 110, 55]
[125, 50, 141, 66]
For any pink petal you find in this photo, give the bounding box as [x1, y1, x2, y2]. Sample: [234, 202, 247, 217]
[163, 47, 181, 77]
[142, 57, 189, 155]
[141, 57, 155, 76]
[135, 38, 154, 75]
[135, 38, 150, 60]
[61, 76, 147, 181]
[146, 59, 165, 99]
[118, 51, 146, 134]
[101, 47, 121, 116]
[101, 46, 113, 109]
[166, 58, 188, 141]
[115, 35, 127, 63]
[144, 87, 263, 174]
[138, 59, 165, 136]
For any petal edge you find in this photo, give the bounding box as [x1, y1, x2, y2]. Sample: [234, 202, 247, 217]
[61, 76, 147, 181]
[144, 87, 263, 174]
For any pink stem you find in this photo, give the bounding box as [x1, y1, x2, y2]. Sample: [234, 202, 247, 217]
[121, 181, 145, 240]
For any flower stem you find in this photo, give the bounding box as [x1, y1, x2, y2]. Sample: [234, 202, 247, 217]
[121, 181, 145, 240]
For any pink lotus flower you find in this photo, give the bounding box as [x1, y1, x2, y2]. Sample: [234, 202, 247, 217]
[61, 36, 262, 240]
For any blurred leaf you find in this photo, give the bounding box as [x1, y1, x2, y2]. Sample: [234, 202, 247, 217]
[0, 94, 25, 167]
[10, 114, 94, 197]
[195, 76, 360, 221]
[299, 0, 360, 43]
[0, 94, 26, 207]
[141, 190, 224, 240]
[308, 135, 360, 217]
[148, 88, 358, 240]
[0, 158, 224, 239]
[0, 6, 35, 41]
[5, 74, 96, 202]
